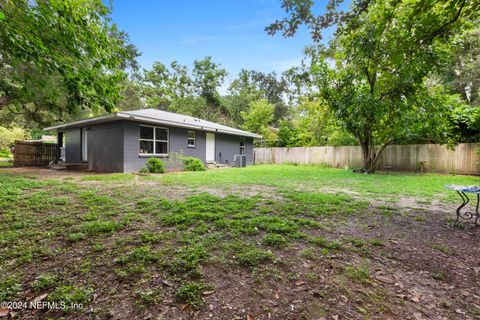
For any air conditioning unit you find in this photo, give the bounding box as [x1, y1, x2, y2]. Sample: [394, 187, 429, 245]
[233, 155, 247, 167]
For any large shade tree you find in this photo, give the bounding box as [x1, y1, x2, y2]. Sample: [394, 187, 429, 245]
[0, 0, 139, 127]
[267, 0, 479, 172]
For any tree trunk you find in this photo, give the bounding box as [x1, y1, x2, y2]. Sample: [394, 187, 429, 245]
[358, 139, 393, 173]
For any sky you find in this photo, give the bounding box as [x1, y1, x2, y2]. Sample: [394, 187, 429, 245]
[109, 0, 338, 85]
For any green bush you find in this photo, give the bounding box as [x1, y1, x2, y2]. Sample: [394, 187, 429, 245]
[182, 157, 206, 171]
[0, 148, 12, 158]
[146, 157, 165, 173]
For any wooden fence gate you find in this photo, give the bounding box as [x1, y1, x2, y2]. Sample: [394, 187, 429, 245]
[14, 141, 57, 167]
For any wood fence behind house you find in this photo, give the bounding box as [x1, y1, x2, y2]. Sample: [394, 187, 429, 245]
[14, 141, 57, 167]
[254, 143, 480, 175]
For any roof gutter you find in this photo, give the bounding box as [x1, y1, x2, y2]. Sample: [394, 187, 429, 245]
[44, 113, 119, 131]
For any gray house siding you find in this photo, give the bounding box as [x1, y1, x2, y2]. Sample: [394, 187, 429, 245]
[86, 122, 124, 172]
[65, 128, 81, 163]
[215, 134, 253, 165]
[65, 120, 254, 172]
[122, 121, 207, 173]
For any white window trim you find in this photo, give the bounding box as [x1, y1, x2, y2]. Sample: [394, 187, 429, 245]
[139, 125, 169, 156]
[187, 130, 196, 148]
[239, 138, 246, 155]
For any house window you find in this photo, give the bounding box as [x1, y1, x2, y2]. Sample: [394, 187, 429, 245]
[139, 125, 169, 155]
[187, 131, 196, 148]
[239, 138, 246, 155]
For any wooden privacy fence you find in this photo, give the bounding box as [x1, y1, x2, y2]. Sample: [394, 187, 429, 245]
[14, 141, 57, 167]
[254, 143, 480, 175]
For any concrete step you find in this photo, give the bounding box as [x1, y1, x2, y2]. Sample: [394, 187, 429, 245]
[206, 163, 230, 169]
[49, 163, 89, 170]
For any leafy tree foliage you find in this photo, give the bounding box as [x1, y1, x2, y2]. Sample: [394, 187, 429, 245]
[142, 61, 193, 109]
[0, 126, 27, 150]
[192, 56, 227, 105]
[440, 28, 480, 142]
[241, 99, 275, 133]
[0, 0, 139, 127]
[229, 70, 289, 122]
[267, 0, 479, 172]
[140, 57, 232, 124]
[241, 99, 278, 146]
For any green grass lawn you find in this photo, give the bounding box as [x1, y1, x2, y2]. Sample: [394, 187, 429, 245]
[144, 164, 479, 201]
[0, 165, 479, 319]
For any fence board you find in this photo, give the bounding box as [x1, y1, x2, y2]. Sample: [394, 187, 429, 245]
[254, 143, 480, 175]
[14, 141, 58, 167]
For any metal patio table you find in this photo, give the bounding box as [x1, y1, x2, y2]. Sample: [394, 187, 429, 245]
[446, 185, 480, 226]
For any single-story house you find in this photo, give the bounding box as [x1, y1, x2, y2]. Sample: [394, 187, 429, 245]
[44, 109, 261, 172]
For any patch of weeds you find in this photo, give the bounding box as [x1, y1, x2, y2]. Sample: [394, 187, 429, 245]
[320, 248, 330, 255]
[32, 273, 59, 292]
[236, 247, 273, 267]
[369, 239, 384, 247]
[431, 271, 447, 281]
[80, 220, 120, 235]
[116, 246, 162, 265]
[11, 245, 34, 264]
[344, 264, 370, 283]
[262, 233, 288, 248]
[0, 276, 21, 301]
[414, 216, 426, 222]
[252, 266, 283, 284]
[136, 287, 162, 305]
[136, 197, 174, 214]
[194, 222, 209, 234]
[139, 231, 163, 244]
[166, 244, 207, 278]
[343, 236, 368, 248]
[115, 246, 162, 280]
[78, 191, 118, 210]
[67, 232, 86, 242]
[48, 196, 69, 206]
[308, 236, 344, 251]
[80, 259, 92, 274]
[115, 265, 146, 280]
[431, 243, 451, 255]
[91, 242, 104, 252]
[300, 248, 316, 260]
[175, 281, 210, 309]
[47, 285, 93, 311]
[245, 216, 299, 235]
[305, 272, 317, 281]
[376, 205, 397, 216]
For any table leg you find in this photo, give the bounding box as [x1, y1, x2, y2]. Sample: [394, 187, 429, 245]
[456, 191, 469, 224]
[455, 191, 480, 226]
[475, 194, 479, 226]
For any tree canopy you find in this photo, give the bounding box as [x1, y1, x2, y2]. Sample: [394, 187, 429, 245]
[266, 0, 480, 171]
[0, 0, 139, 127]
